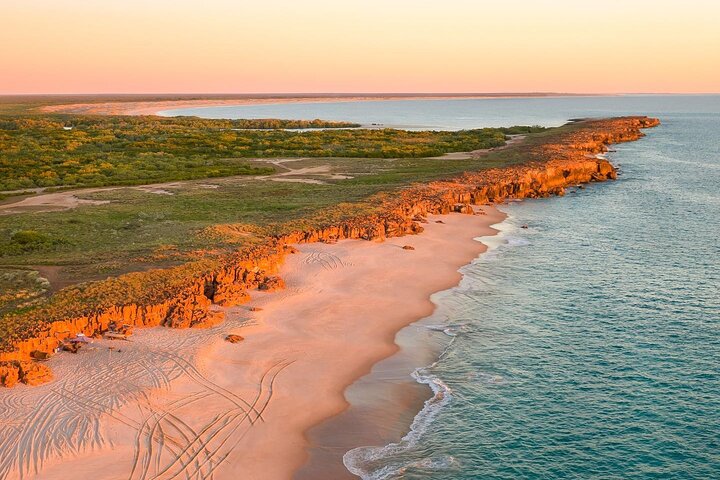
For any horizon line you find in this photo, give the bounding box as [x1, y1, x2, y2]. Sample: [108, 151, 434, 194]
[2, 92, 719, 98]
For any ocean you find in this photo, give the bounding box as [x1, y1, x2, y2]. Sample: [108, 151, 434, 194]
[163, 95, 720, 479]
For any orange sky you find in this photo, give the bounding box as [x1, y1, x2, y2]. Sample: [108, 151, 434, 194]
[2, 0, 719, 94]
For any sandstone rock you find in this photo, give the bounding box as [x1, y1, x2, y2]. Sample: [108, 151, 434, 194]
[193, 310, 225, 329]
[62, 342, 81, 353]
[0, 364, 20, 388]
[402, 245, 415, 250]
[258, 276, 285, 292]
[18, 361, 53, 386]
[163, 291, 213, 329]
[0, 361, 52, 387]
[30, 350, 51, 360]
[453, 204, 474, 214]
[213, 284, 250, 307]
[0, 116, 661, 387]
[225, 334, 244, 343]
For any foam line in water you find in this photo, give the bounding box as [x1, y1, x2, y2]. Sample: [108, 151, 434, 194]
[342, 212, 517, 479]
[342, 356, 454, 480]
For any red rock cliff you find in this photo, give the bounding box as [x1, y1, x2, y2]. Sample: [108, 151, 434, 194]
[0, 116, 659, 385]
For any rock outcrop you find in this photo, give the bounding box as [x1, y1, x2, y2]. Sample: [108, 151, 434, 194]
[0, 116, 660, 385]
[0, 361, 53, 387]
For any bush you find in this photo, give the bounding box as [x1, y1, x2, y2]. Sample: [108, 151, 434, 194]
[0, 115, 545, 190]
[1, 230, 58, 255]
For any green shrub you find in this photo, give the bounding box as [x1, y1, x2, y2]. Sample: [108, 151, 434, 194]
[1, 230, 60, 255]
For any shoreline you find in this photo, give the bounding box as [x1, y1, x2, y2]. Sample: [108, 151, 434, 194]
[0, 116, 659, 381]
[296, 211, 509, 479]
[0, 117, 660, 479]
[338, 212, 513, 479]
[38, 93, 599, 116]
[293, 211, 507, 480]
[0, 207, 505, 479]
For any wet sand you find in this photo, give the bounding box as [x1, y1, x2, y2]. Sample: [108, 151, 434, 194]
[0, 207, 505, 480]
[297, 316, 453, 479]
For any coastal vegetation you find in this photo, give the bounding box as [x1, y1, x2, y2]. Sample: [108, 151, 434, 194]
[0, 98, 657, 361]
[0, 269, 50, 317]
[0, 115, 542, 191]
[0, 117, 547, 333]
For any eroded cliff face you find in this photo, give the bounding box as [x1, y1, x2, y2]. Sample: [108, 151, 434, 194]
[0, 116, 660, 386]
[0, 361, 53, 387]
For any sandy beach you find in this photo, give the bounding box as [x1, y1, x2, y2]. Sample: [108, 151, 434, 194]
[40, 96, 475, 116]
[37, 94, 585, 116]
[0, 207, 505, 480]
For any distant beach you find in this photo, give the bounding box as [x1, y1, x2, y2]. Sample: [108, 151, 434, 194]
[38, 93, 594, 117]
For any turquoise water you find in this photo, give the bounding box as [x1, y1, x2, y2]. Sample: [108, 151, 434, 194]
[167, 96, 720, 479]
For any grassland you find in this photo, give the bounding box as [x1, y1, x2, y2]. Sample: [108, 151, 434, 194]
[0, 95, 561, 342]
[0, 115, 544, 191]
[0, 269, 50, 317]
[0, 134, 556, 307]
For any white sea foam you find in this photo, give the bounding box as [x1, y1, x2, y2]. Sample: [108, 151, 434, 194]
[505, 236, 531, 247]
[425, 323, 466, 337]
[342, 361, 454, 480]
[342, 212, 519, 479]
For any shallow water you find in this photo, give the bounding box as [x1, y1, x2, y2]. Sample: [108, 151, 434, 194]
[161, 94, 719, 131]
[172, 96, 720, 479]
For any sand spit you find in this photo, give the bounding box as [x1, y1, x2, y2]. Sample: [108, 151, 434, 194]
[37, 94, 589, 116]
[0, 209, 503, 480]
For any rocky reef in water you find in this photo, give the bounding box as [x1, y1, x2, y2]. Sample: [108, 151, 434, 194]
[0, 116, 660, 386]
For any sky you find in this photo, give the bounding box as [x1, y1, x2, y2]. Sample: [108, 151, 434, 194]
[2, 0, 719, 94]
